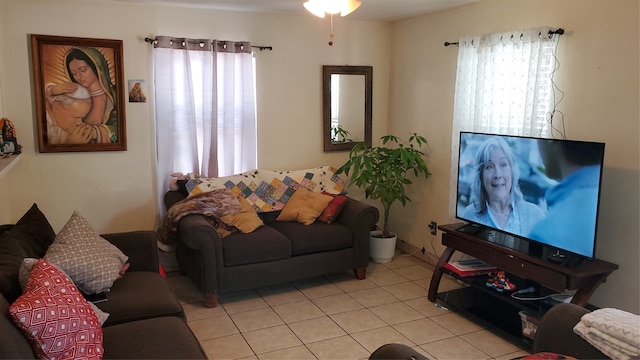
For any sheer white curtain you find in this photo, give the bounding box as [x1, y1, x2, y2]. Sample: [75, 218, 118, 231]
[153, 37, 257, 217]
[449, 27, 561, 216]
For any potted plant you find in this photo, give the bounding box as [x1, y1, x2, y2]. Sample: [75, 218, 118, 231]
[336, 133, 431, 263]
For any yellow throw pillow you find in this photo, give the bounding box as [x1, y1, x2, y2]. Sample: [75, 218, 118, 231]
[276, 188, 334, 225]
[220, 196, 264, 233]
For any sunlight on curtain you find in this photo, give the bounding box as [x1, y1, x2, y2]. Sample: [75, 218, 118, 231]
[153, 37, 257, 218]
[449, 27, 561, 218]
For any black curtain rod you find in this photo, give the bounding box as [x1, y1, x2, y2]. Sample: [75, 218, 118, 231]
[143, 37, 273, 51]
[444, 28, 565, 47]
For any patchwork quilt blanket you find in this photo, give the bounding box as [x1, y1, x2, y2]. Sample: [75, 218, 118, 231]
[185, 166, 345, 212]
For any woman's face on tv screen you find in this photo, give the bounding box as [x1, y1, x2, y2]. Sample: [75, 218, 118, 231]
[482, 147, 512, 202]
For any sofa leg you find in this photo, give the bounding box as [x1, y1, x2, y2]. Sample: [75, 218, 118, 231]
[205, 293, 218, 308]
[353, 267, 366, 280]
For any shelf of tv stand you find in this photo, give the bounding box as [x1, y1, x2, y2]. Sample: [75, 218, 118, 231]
[428, 223, 619, 308]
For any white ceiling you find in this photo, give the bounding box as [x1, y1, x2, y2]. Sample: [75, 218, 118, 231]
[105, 0, 481, 22]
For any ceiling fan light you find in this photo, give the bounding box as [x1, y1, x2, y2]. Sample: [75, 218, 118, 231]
[303, 0, 326, 18]
[340, 0, 361, 16]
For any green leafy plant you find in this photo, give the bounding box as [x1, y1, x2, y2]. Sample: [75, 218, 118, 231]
[331, 125, 352, 144]
[336, 133, 431, 238]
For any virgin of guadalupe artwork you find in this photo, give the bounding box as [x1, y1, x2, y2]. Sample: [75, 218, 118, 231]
[31, 35, 127, 152]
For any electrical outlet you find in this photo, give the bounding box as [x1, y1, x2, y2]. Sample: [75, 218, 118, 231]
[428, 221, 437, 235]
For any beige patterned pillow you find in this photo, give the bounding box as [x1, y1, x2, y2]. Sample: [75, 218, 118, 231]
[44, 211, 128, 295]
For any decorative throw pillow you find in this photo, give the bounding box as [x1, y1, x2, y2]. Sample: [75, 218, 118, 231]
[8, 203, 56, 258]
[9, 259, 103, 360]
[0, 232, 29, 303]
[18, 258, 110, 325]
[44, 211, 129, 295]
[220, 196, 264, 233]
[317, 192, 348, 224]
[276, 187, 334, 225]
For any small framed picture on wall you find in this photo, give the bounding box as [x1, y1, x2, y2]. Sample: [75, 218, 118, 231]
[30, 34, 127, 153]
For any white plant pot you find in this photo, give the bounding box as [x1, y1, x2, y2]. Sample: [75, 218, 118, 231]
[369, 230, 397, 264]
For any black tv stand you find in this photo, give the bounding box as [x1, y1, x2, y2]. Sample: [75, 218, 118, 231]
[547, 250, 583, 267]
[428, 224, 618, 345]
[456, 223, 484, 235]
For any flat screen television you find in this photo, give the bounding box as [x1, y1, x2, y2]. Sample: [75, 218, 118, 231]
[455, 131, 605, 260]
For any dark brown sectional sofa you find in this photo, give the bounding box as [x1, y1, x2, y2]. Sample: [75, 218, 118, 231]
[0, 204, 206, 359]
[164, 189, 379, 308]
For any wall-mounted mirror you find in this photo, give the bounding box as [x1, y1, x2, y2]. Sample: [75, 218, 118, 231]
[323, 65, 372, 151]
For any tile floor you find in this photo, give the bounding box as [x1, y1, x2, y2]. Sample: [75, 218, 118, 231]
[166, 254, 531, 360]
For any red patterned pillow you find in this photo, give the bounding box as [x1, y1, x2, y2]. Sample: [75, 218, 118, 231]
[317, 192, 348, 224]
[9, 259, 103, 360]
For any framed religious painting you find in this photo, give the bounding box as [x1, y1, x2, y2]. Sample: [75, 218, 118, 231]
[30, 34, 127, 152]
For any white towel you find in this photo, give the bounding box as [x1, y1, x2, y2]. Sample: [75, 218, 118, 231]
[573, 308, 640, 360]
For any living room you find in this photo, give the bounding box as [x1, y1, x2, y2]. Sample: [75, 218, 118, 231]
[0, 0, 637, 327]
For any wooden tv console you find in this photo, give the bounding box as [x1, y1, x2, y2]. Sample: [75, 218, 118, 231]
[428, 224, 618, 307]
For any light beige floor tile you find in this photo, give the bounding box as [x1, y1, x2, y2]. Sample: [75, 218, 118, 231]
[230, 307, 284, 332]
[381, 255, 418, 269]
[330, 274, 379, 293]
[393, 318, 456, 345]
[188, 314, 239, 340]
[288, 316, 346, 343]
[258, 345, 317, 359]
[393, 264, 433, 281]
[221, 292, 270, 314]
[460, 329, 523, 358]
[330, 309, 386, 334]
[312, 293, 364, 315]
[366, 262, 389, 275]
[368, 269, 410, 286]
[294, 277, 344, 299]
[256, 283, 307, 306]
[368, 301, 424, 325]
[272, 299, 325, 323]
[306, 335, 370, 360]
[243, 324, 302, 354]
[430, 311, 484, 335]
[420, 336, 490, 360]
[199, 333, 254, 359]
[349, 287, 399, 308]
[350, 326, 414, 352]
[182, 301, 227, 321]
[167, 276, 206, 304]
[404, 297, 450, 317]
[382, 281, 428, 301]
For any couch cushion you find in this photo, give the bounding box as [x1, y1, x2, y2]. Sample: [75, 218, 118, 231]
[220, 196, 264, 233]
[8, 204, 56, 257]
[102, 316, 206, 359]
[222, 226, 291, 266]
[317, 193, 348, 224]
[44, 211, 129, 295]
[9, 259, 103, 360]
[270, 221, 353, 256]
[95, 271, 184, 326]
[276, 187, 333, 225]
[0, 232, 29, 303]
[0, 295, 35, 359]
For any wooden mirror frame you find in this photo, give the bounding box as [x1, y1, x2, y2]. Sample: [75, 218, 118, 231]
[323, 65, 372, 152]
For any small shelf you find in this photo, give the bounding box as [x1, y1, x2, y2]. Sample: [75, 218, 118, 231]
[0, 154, 21, 178]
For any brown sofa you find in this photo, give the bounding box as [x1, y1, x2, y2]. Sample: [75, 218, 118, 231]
[164, 189, 379, 307]
[532, 302, 607, 358]
[0, 204, 206, 359]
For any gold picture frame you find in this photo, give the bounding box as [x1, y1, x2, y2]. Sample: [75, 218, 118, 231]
[31, 34, 127, 152]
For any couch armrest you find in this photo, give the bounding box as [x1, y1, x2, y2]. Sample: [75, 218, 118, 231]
[532, 303, 608, 358]
[177, 215, 224, 294]
[336, 197, 379, 267]
[101, 231, 159, 273]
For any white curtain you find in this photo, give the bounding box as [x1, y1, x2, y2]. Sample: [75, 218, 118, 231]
[153, 37, 257, 217]
[449, 27, 561, 217]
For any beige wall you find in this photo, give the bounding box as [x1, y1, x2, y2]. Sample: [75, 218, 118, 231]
[389, 0, 639, 312]
[0, 0, 390, 230]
